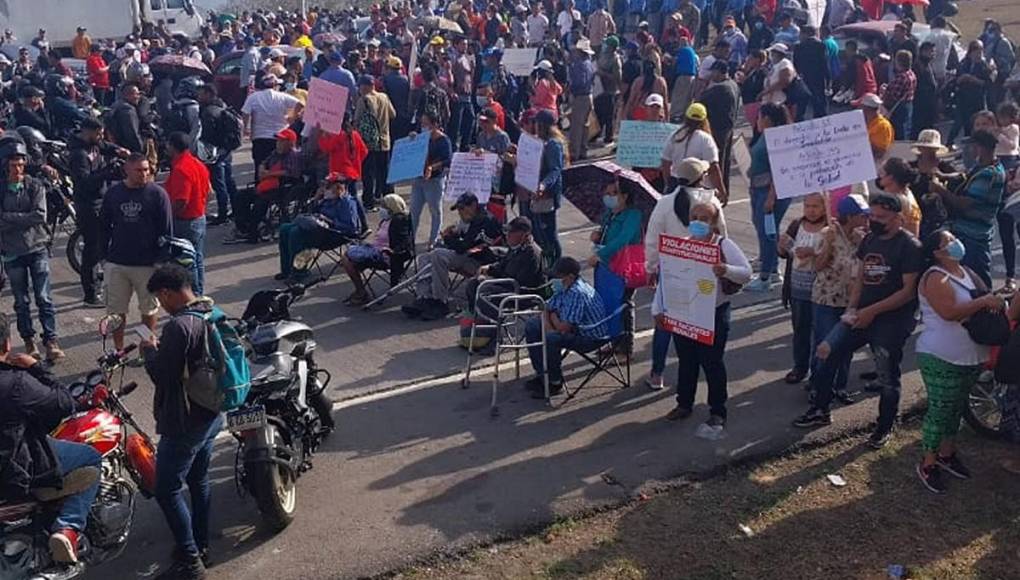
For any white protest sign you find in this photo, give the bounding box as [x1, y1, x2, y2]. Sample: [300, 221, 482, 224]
[302, 77, 349, 136]
[655, 235, 719, 346]
[446, 152, 499, 203]
[502, 48, 538, 77]
[616, 121, 680, 168]
[514, 133, 544, 193]
[764, 109, 877, 200]
[407, 44, 419, 107]
[806, 0, 826, 26]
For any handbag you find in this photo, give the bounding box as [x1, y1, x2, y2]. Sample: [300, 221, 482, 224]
[942, 268, 1011, 346]
[608, 244, 647, 289]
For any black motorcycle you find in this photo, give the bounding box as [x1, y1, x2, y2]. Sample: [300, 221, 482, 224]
[226, 282, 335, 531]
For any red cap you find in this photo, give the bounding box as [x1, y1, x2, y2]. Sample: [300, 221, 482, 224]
[325, 171, 344, 183]
[276, 128, 298, 143]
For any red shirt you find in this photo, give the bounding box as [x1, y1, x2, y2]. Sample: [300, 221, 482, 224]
[489, 100, 506, 130]
[165, 151, 210, 220]
[86, 54, 110, 89]
[319, 130, 369, 180]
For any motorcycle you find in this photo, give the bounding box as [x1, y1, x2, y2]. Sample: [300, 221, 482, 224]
[0, 315, 156, 580]
[227, 280, 335, 531]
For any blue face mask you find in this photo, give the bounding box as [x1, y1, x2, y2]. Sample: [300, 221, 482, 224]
[379, 208, 390, 221]
[602, 194, 618, 210]
[946, 239, 966, 261]
[551, 278, 565, 293]
[689, 220, 711, 238]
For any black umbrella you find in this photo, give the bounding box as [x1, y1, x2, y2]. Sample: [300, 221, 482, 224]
[563, 161, 661, 227]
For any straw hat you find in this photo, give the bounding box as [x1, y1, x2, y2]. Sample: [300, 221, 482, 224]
[911, 129, 950, 156]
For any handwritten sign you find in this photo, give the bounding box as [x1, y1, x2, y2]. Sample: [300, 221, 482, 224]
[616, 121, 680, 168]
[501, 48, 539, 77]
[303, 77, 349, 136]
[445, 152, 499, 203]
[764, 109, 877, 200]
[407, 45, 419, 107]
[655, 235, 719, 345]
[514, 133, 544, 193]
[386, 133, 429, 184]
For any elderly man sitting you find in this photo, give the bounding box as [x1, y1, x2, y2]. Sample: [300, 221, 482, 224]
[402, 193, 503, 321]
[523, 257, 608, 398]
[464, 216, 545, 314]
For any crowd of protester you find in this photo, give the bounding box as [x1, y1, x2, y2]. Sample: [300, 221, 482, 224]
[2, 0, 1020, 578]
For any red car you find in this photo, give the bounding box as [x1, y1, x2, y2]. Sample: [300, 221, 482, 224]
[212, 45, 316, 109]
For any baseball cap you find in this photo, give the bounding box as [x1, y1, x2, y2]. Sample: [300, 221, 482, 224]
[275, 128, 298, 142]
[644, 93, 664, 107]
[685, 102, 708, 121]
[534, 59, 553, 72]
[386, 55, 403, 69]
[837, 194, 870, 218]
[358, 74, 375, 86]
[869, 194, 902, 213]
[451, 192, 479, 210]
[535, 108, 557, 126]
[676, 157, 711, 184]
[325, 171, 345, 183]
[478, 107, 498, 122]
[269, 47, 286, 58]
[507, 216, 532, 233]
[768, 42, 789, 54]
[709, 60, 729, 73]
[327, 50, 344, 63]
[261, 73, 282, 87]
[853, 93, 883, 108]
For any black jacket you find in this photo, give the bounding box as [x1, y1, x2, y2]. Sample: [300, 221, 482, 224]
[12, 104, 52, 138]
[68, 134, 122, 209]
[0, 362, 75, 498]
[106, 100, 144, 153]
[441, 211, 504, 265]
[793, 37, 830, 90]
[487, 240, 544, 289]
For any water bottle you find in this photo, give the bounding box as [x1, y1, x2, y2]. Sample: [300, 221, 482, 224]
[764, 212, 777, 240]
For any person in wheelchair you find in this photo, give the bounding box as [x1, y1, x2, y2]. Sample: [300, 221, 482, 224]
[523, 257, 608, 398]
[402, 192, 504, 321]
[340, 194, 414, 306]
[228, 127, 304, 244]
[464, 216, 545, 314]
[275, 173, 364, 281]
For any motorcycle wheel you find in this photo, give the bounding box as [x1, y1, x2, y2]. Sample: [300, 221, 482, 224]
[66, 229, 84, 275]
[965, 374, 1006, 439]
[309, 391, 335, 434]
[250, 429, 297, 532]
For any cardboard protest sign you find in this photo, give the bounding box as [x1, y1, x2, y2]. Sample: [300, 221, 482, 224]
[445, 152, 499, 203]
[514, 133, 544, 193]
[502, 48, 538, 76]
[303, 77, 348, 136]
[616, 121, 680, 168]
[655, 235, 719, 345]
[386, 133, 429, 184]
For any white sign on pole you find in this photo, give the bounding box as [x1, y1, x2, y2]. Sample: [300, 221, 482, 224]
[407, 44, 419, 107]
[655, 235, 720, 345]
[502, 48, 539, 77]
[805, 0, 826, 26]
[764, 109, 877, 200]
[514, 133, 544, 193]
[445, 152, 500, 203]
[302, 77, 349, 136]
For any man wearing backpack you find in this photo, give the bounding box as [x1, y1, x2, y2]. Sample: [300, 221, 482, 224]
[196, 85, 240, 226]
[141, 264, 222, 580]
[354, 74, 395, 212]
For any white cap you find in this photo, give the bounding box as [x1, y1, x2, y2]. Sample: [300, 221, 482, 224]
[767, 42, 789, 54]
[854, 92, 883, 108]
[269, 47, 286, 57]
[644, 93, 664, 107]
[123, 42, 137, 51]
[534, 59, 553, 72]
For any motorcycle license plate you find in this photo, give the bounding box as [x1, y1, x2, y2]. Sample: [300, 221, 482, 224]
[226, 406, 266, 433]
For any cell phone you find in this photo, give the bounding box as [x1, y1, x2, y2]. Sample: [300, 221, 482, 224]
[764, 213, 777, 238]
[133, 325, 155, 343]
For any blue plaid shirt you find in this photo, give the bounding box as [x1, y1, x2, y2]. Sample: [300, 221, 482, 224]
[548, 278, 608, 338]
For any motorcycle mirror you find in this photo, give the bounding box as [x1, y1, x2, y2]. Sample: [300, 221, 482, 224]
[99, 314, 125, 337]
[293, 249, 317, 272]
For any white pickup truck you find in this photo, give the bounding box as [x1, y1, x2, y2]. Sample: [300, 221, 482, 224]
[0, 0, 204, 47]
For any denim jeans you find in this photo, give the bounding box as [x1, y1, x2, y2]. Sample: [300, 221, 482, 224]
[278, 222, 313, 277]
[155, 413, 223, 557]
[174, 216, 206, 296]
[410, 176, 445, 246]
[749, 186, 792, 280]
[49, 438, 102, 532]
[650, 325, 674, 376]
[955, 231, 992, 288]
[890, 102, 913, 141]
[361, 150, 389, 209]
[810, 314, 915, 433]
[6, 250, 57, 343]
[790, 297, 814, 373]
[530, 210, 562, 269]
[524, 317, 603, 383]
[812, 303, 850, 391]
[675, 302, 732, 418]
[208, 152, 237, 217]
[448, 99, 476, 152]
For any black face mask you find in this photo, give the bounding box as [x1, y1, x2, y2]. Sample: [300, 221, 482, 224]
[874, 177, 885, 191]
[869, 220, 887, 235]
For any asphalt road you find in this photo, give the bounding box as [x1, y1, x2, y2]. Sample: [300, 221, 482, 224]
[8, 137, 943, 580]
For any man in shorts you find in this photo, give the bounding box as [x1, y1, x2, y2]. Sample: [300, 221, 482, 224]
[101, 154, 173, 349]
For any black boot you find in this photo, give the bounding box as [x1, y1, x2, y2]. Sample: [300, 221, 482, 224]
[156, 553, 206, 580]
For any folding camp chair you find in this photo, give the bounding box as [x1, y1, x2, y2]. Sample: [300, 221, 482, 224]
[296, 226, 367, 283]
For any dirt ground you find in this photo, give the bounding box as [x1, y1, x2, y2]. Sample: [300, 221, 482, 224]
[386, 424, 1020, 580]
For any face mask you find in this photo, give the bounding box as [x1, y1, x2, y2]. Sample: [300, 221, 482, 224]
[946, 239, 966, 261]
[285, 82, 296, 91]
[474, 96, 489, 107]
[754, 21, 764, 30]
[874, 177, 885, 191]
[379, 208, 390, 221]
[602, 194, 618, 210]
[551, 278, 565, 293]
[869, 220, 887, 235]
[689, 220, 711, 238]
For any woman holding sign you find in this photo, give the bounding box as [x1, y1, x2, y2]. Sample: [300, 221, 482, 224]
[531, 109, 566, 268]
[410, 112, 453, 247]
[745, 102, 793, 292]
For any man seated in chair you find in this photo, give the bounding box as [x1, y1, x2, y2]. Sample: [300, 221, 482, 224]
[228, 128, 304, 244]
[275, 173, 362, 281]
[464, 216, 545, 314]
[524, 257, 608, 398]
[402, 193, 503, 320]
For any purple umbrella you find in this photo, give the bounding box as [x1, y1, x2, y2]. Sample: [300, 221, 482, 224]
[563, 161, 661, 227]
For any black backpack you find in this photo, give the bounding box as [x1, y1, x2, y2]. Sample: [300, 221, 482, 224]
[163, 102, 192, 135]
[206, 106, 243, 152]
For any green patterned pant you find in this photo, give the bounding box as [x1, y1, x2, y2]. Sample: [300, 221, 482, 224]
[918, 353, 982, 452]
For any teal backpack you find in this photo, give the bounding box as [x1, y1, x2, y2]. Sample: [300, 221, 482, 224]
[182, 303, 251, 412]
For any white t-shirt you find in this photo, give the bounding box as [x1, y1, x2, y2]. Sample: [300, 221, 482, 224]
[241, 89, 301, 140]
[527, 14, 549, 45]
[698, 54, 718, 80]
[662, 129, 719, 177]
[557, 9, 579, 37]
[997, 123, 1020, 158]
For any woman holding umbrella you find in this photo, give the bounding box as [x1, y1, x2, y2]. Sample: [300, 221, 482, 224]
[589, 174, 643, 355]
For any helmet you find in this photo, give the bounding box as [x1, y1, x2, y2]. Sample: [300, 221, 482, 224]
[125, 62, 151, 84]
[158, 236, 197, 268]
[943, 2, 959, 16]
[15, 126, 46, 160]
[0, 140, 28, 160]
[174, 76, 204, 100]
[44, 73, 73, 98]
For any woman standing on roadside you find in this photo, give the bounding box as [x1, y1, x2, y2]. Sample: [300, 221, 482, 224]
[409, 111, 453, 247]
[531, 109, 567, 268]
[745, 102, 792, 292]
[915, 229, 1004, 494]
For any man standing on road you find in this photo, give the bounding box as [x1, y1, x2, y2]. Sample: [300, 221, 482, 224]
[141, 264, 222, 580]
[354, 74, 396, 212]
[793, 25, 829, 120]
[238, 35, 260, 91]
[699, 61, 739, 197]
[240, 74, 302, 180]
[101, 154, 173, 351]
[0, 142, 63, 362]
[795, 195, 922, 450]
[106, 83, 146, 155]
[68, 118, 129, 307]
[164, 132, 210, 296]
[319, 51, 357, 101]
[527, 3, 550, 47]
[448, 37, 476, 153]
[567, 39, 596, 162]
[196, 84, 239, 226]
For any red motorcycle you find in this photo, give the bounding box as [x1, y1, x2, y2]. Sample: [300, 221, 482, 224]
[0, 316, 156, 580]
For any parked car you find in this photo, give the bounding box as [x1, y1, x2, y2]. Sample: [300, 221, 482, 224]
[212, 45, 316, 109]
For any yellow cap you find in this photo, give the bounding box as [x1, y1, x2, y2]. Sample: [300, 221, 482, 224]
[429, 36, 446, 46]
[686, 102, 708, 122]
[386, 55, 403, 69]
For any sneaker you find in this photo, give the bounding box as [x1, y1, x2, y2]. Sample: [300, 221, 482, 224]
[156, 554, 206, 580]
[172, 547, 212, 569]
[833, 389, 857, 405]
[744, 277, 777, 292]
[645, 374, 664, 391]
[706, 414, 726, 427]
[419, 300, 450, 321]
[665, 405, 693, 421]
[530, 381, 563, 399]
[524, 376, 546, 391]
[401, 299, 428, 318]
[49, 529, 79, 563]
[784, 369, 808, 384]
[793, 407, 831, 428]
[83, 295, 105, 308]
[44, 340, 66, 362]
[937, 454, 972, 480]
[863, 381, 883, 393]
[867, 428, 893, 449]
[273, 272, 289, 281]
[1001, 278, 1017, 294]
[23, 338, 40, 360]
[859, 370, 878, 381]
[916, 462, 948, 494]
